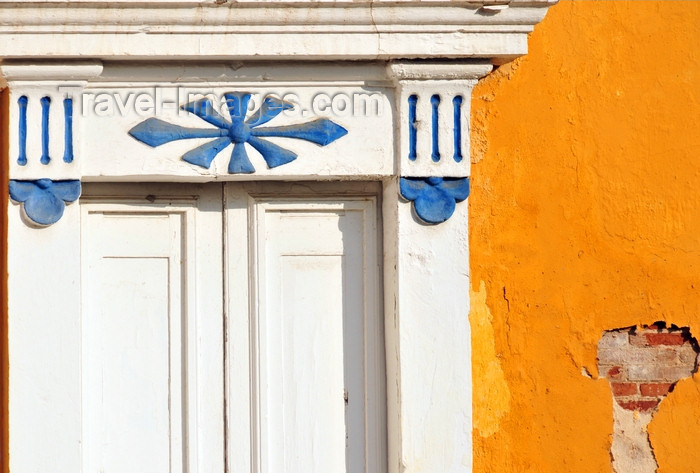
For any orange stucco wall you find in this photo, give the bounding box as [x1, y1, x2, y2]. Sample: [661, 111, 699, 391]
[469, 1, 700, 472]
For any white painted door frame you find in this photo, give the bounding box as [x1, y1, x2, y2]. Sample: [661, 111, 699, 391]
[3, 61, 477, 473]
[1, 3, 555, 471]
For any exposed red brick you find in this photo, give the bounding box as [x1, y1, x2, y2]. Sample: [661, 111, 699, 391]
[640, 383, 673, 397]
[645, 332, 685, 346]
[629, 333, 648, 347]
[607, 366, 623, 380]
[611, 382, 638, 396]
[617, 399, 660, 412]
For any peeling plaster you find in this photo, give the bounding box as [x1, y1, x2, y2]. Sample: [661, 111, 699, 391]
[470, 281, 510, 438]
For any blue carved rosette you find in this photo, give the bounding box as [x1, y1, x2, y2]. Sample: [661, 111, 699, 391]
[128, 92, 348, 174]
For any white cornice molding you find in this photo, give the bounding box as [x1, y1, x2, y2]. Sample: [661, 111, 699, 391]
[0, 62, 104, 87]
[0, 1, 556, 62]
[387, 61, 494, 82]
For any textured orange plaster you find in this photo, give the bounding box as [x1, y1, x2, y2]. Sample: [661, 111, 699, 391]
[649, 372, 700, 473]
[469, 1, 700, 472]
[470, 281, 510, 438]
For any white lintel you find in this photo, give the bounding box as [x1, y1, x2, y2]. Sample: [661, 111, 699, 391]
[0, 0, 555, 62]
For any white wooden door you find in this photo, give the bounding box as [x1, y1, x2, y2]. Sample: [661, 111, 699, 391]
[80, 182, 385, 473]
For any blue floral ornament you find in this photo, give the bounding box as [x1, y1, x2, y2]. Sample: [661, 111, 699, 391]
[399, 177, 470, 224]
[129, 92, 348, 174]
[9, 179, 81, 226]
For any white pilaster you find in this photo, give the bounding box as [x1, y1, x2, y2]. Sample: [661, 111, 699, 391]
[2, 62, 101, 473]
[383, 178, 472, 473]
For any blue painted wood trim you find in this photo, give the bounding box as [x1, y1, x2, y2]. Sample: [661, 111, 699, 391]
[63, 98, 74, 163]
[452, 96, 463, 163]
[17, 96, 28, 166]
[430, 95, 441, 162]
[408, 94, 418, 161]
[40, 96, 51, 165]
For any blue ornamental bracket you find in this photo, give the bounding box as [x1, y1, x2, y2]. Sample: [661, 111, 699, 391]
[128, 92, 348, 174]
[399, 177, 470, 225]
[9, 179, 81, 226]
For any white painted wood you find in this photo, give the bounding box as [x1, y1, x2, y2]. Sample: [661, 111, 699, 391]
[83, 211, 185, 473]
[80, 184, 225, 473]
[225, 182, 385, 473]
[7, 199, 83, 473]
[382, 178, 472, 473]
[0, 1, 555, 61]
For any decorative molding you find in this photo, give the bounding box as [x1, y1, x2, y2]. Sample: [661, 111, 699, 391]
[388, 62, 492, 178]
[0, 1, 556, 61]
[129, 92, 348, 174]
[40, 96, 51, 165]
[17, 95, 28, 166]
[399, 177, 470, 224]
[8, 179, 81, 226]
[63, 98, 74, 163]
[0, 61, 103, 181]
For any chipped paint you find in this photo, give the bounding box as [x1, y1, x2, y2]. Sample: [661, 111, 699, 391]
[470, 281, 510, 438]
[470, 1, 700, 471]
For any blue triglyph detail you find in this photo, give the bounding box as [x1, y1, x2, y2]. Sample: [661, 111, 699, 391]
[452, 96, 463, 163]
[40, 96, 51, 165]
[9, 179, 81, 226]
[63, 98, 74, 163]
[399, 177, 470, 224]
[430, 95, 440, 162]
[128, 92, 348, 174]
[17, 96, 28, 166]
[408, 94, 418, 161]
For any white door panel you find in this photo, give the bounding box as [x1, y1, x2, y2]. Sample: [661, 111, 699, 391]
[260, 204, 366, 473]
[81, 185, 224, 473]
[83, 213, 183, 473]
[80, 183, 385, 473]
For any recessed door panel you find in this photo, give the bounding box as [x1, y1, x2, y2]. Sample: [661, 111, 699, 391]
[241, 190, 385, 473]
[80, 185, 224, 473]
[83, 212, 183, 473]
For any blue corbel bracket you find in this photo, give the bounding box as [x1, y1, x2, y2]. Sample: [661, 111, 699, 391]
[9, 179, 81, 226]
[399, 177, 470, 224]
[128, 92, 348, 174]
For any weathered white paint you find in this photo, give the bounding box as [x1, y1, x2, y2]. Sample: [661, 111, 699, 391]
[225, 182, 386, 473]
[255, 197, 383, 473]
[0, 1, 555, 61]
[383, 178, 472, 473]
[80, 184, 226, 473]
[6, 199, 82, 472]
